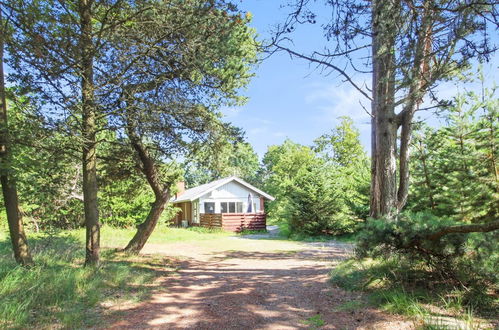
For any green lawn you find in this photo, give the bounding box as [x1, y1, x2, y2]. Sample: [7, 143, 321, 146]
[94, 225, 232, 248]
[0, 226, 191, 329]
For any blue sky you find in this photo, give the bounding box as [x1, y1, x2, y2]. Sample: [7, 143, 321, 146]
[224, 0, 499, 158]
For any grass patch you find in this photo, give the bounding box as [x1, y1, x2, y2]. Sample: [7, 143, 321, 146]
[0, 229, 176, 329]
[62, 225, 233, 249]
[334, 299, 369, 312]
[238, 229, 268, 235]
[369, 289, 430, 317]
[302, 314, 326, 328]
[272, 220, 356, 243]
[330, 257, 497, 329]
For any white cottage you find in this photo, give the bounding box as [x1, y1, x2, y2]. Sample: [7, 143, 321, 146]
[170, 176, 275, 231]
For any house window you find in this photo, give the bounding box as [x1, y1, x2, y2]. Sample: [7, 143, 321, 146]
[220, 202, 244, 213]
[204, 202, 215, 214]
[220, 202, 228, 213]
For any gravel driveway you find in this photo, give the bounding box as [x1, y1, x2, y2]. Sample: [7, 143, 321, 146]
[108, 231, 412, 329]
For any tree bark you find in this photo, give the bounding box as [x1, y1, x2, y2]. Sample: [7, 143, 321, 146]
[124, 193, 170, 254]
[80, 0, 100, 266]
[369, 0, 399, 219]
[122, 119, 172, 254]
[418, 140, 436, 209]
[371, 0, 434, 217]
[0, 9, 33, 266]
[396, 0, 433, 212]
[397, 111, 414, 211]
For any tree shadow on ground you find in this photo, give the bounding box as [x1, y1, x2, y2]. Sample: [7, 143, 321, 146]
[105, 247, 411, 329]
[208, 247, 353, 263]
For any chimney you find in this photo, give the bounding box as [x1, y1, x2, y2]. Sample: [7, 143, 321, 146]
[176, 181, 185, 199]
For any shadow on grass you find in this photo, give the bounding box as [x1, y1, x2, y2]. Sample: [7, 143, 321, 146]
[0, 233, 177, 329]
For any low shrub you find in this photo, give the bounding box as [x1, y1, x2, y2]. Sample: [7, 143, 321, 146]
[356, 212, 498, 288]
[332, 212, 498, 319]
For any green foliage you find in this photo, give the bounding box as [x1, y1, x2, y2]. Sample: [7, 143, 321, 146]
[302, 314, 325, 328]
[408, 83, 498, 223]
[356, 212, 465, 261]
[288, 164, 359, 235]
[331, 256, 497, 324]
[261, 118, 369, 236]
[350, 212, 498, 314]
[184, 141, 260, 186]
[0, 230, 169, 328]
[99, 180, 154, 227]
[314, 116, 368, 168]
[314, 117, 370, 219]
[6, 94, 85, 229]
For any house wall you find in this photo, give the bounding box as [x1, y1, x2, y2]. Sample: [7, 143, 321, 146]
[198, 181, 262, 214]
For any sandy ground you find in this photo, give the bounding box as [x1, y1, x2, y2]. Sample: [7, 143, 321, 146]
[106, 233, 414, 329]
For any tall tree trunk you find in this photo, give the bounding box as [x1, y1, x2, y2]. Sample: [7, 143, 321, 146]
[123, 121, 172, 254]
[418, 140, 436, 209]
[396, 0, 433, 212]
[369, 0, 399, 218]
[80, 0, 100, 266]
[0, 10, 33, 266]
[0, 11, 33, 266]
[397, 111, 414, 211]
[371, 0, 433, 217]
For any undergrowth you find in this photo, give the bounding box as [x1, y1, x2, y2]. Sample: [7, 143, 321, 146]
[330, 212, 498, 328]
[276, 220, 357, 243]
[238, 229, 268, 235]
[330, 256, 498, 329]
[0, 230, 175, 329]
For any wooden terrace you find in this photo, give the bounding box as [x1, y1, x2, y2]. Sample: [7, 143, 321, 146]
[199, 213, 266, 232]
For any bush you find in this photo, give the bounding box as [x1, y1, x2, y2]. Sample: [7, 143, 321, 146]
[288, 165, 360, 236]
[356, 212, 465, 259]
[350, 212, 498, 312]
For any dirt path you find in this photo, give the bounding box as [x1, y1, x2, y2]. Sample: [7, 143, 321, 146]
[108, 236, 412, 329]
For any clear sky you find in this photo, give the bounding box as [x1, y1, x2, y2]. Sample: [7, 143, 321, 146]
[224, 0, 499, 158]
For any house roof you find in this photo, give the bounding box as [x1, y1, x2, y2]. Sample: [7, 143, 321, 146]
[171, 176, 275, 203]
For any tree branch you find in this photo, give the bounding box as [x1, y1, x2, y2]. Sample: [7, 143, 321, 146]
[274, 44, 372, 101]
[426, 220, 499, 241]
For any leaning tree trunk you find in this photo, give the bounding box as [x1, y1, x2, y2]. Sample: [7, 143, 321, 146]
[80, 0, 100, 266]
[123, 123, 172, 254]
[124, 193, 170, 254]
[0, 10, 33, 266]
[369, 0, 399, 219]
